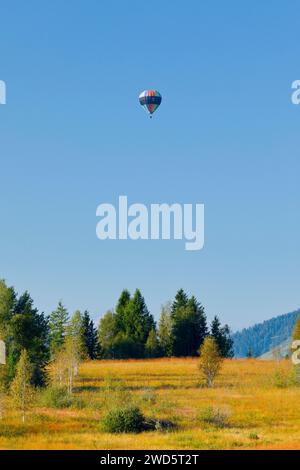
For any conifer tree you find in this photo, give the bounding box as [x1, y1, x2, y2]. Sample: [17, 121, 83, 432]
[82, 311, 99, 359]
[187, 296, 208, 355]
[171, 288, 189, 315]
[49, 301, 69, 358]
[115, 289, 131, 332]
[210, 316, 234, 358]
[7, 292, 49, 386]
[170, 290, 208, 356]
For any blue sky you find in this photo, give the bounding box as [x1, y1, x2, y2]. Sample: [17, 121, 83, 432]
[0, 0, 299, 330]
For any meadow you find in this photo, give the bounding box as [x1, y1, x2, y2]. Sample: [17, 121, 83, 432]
[0, 358, 299, 450]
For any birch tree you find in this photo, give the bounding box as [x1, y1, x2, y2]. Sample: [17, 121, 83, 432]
[198, 337, 223, 387]
[10, 350, 34, 422]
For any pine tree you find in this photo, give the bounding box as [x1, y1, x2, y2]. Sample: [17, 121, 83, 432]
[120, 289, 154, 356]
[10, 350, 34, 422]
[115, 289, 131, 332]
[82, 311, 100, 359]
[187, 296, 208, 355]
[210, 316, 234, 358]
[171, 288, 189, 315]
[8, 292, 49, 386]
[49, 301, 69, 358]
[170, 291, 208, 357]
[105, 289, 155, 358]
[131, 289, 155, 343]
[89, 319, 100, 359]
[170, 289, 189, 356]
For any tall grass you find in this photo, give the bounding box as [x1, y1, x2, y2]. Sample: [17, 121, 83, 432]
[0, 358, 299, 449]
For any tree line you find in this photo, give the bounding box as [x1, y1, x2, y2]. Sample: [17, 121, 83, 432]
[98, 288, 233, 359]
[0, 279, 233, 389]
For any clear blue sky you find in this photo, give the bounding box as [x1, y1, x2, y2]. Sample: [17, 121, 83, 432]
[0, 1, 299, 330]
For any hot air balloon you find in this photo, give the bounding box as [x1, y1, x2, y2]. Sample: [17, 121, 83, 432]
[139, 90, 162, 118]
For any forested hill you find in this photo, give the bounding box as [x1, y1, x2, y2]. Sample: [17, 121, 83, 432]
[232, 309, 300, 358]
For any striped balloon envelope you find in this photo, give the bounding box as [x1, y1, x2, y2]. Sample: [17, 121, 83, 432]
[139, 90, 162, 117]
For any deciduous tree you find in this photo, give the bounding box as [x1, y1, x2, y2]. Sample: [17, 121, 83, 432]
[10, 350, 34, 422]
[198, 337, 223, 387]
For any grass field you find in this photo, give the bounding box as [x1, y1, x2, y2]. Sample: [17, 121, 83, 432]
[0, 358, 300, 450]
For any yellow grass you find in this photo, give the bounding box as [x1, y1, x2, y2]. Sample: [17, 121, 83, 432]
[0, 358, 300, 450]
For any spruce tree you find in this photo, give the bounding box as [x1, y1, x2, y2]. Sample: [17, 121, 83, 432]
[49, 301, 69, 358]
[115, 289, 131, 332]
[109, 289, 155, 358]
[8, 292, 49, 386]
[125, 289, 155, 345]
[88, 319, 100, 359]
[187, 296, 208, 355]
[171, 290, 208, 356]
[171, 288, 189, 315]
[82, 310, 99, 359]
[170, 289, 189, 356]
[210, 316, 234, 358]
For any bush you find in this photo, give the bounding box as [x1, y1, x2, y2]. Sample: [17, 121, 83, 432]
[144, 418, 176, 432]
[198, 406, 231, 428]
[272, 367, 300, 388]
[40, 386, 73, 409]
[249, 433, 259, 440]
[102, 405, 145, 433]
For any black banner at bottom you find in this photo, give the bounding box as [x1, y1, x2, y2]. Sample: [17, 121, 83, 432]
[0, 450, 299, 466]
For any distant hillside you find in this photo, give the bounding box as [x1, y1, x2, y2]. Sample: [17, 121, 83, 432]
[259, 338, 292, 360]
[232, 309, 300, 358]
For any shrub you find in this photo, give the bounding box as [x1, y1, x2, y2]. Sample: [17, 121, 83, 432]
[40, 386, 73, 409]
[102, 405, 145, 433]
[144, 418, 176, 432]
[198, 406, 231, 428]
[272, 367, 300, 388]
